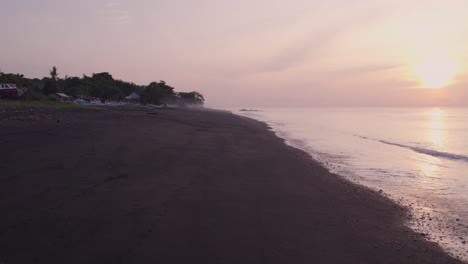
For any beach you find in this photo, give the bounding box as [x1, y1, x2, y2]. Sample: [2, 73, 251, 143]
[0, 106, 463, 263]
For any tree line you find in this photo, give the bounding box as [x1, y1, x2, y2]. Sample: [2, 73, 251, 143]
[0, 67, 204, 105]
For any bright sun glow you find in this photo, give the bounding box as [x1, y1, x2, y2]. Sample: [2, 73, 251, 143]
[415, 59, 457, 89]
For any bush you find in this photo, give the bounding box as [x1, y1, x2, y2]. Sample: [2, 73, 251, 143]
[21, 90, 47, 101]
[47, 94, 60, 101]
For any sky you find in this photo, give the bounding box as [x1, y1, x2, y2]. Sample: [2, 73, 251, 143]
[2, 0, 468, 107]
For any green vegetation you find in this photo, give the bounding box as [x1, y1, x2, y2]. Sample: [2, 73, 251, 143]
[178, 92, 205, 105]
[0, 67, 205, 106]
[0, 100, 95, 110]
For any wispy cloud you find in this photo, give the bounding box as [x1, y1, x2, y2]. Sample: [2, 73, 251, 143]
[212, 25, 346, 78]
[105, 2, 121, 8]
[214, 4, 392, 78]
[256, 25, 345, 73]
[102, 2, 131, 25]
[330, 64, 405, 76]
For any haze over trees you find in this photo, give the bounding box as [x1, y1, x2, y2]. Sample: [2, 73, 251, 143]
[0, 67, 205, 106]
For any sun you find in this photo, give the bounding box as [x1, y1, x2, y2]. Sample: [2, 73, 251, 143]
[415, 59, 457, 89]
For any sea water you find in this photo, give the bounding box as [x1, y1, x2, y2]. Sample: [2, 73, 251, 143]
[236, 107, 468, 261]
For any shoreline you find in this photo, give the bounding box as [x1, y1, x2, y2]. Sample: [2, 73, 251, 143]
[235, 108, 468, 262]
[0, 106, 464, 263]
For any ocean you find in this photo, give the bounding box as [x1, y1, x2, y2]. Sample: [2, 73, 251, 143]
[236, 107, 468, 260]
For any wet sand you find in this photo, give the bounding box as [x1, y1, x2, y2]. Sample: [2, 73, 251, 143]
[0, 106, 464, 263]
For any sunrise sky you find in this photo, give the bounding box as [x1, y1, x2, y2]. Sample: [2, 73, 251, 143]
[2, 0, 468, 107]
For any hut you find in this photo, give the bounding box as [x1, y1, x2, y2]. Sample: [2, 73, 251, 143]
[0, 83, 23, 99]
[55, 93, 72, 102]
[125, 92, 141, 103]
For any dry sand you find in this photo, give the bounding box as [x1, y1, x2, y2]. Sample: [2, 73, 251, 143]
[0, 106, 464, 263]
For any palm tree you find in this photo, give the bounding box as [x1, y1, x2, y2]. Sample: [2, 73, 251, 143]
[50, 66, 58, 81]
[44, 66, 59, 94]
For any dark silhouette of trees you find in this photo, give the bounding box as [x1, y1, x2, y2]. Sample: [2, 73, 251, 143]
[0, 68, 205, 105]
[0, 72, 33, 88]
[178, 91, 205, 105]
[142, 82, 163, 105]
[43, 66, 59, 94]
[141, 81, 184, 105]
[50, 66, 58, 81]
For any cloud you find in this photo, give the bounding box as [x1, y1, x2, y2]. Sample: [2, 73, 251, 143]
[257, 25, 345, 73]
[106, 2, 121, 7]
[103, 2, 131, 25]
[214, 3, 393, 78]
[254, 11, 391, 75]
[212, 25, 346, 78]
[330, 64, 405, 76]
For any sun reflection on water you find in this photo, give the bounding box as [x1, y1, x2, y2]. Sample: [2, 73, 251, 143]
[425, 108, 447, 150]
[418, 109, 447, 180]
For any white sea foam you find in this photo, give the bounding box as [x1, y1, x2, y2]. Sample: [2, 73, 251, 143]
[356, 135, 468, 162]
[236, 107, 468, 261]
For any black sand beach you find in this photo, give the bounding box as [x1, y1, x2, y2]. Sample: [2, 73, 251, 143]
[0, 106, 463, 263]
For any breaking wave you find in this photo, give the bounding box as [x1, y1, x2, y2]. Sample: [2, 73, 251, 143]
[356, 135, 468, 162]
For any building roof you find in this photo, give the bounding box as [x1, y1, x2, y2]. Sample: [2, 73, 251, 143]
[125, 92, 140, 100]
[0, 83, 18, 89]
[56, 93, 70, 98]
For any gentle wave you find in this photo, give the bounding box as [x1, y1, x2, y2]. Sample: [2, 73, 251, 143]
[356, 135, 468, 162]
